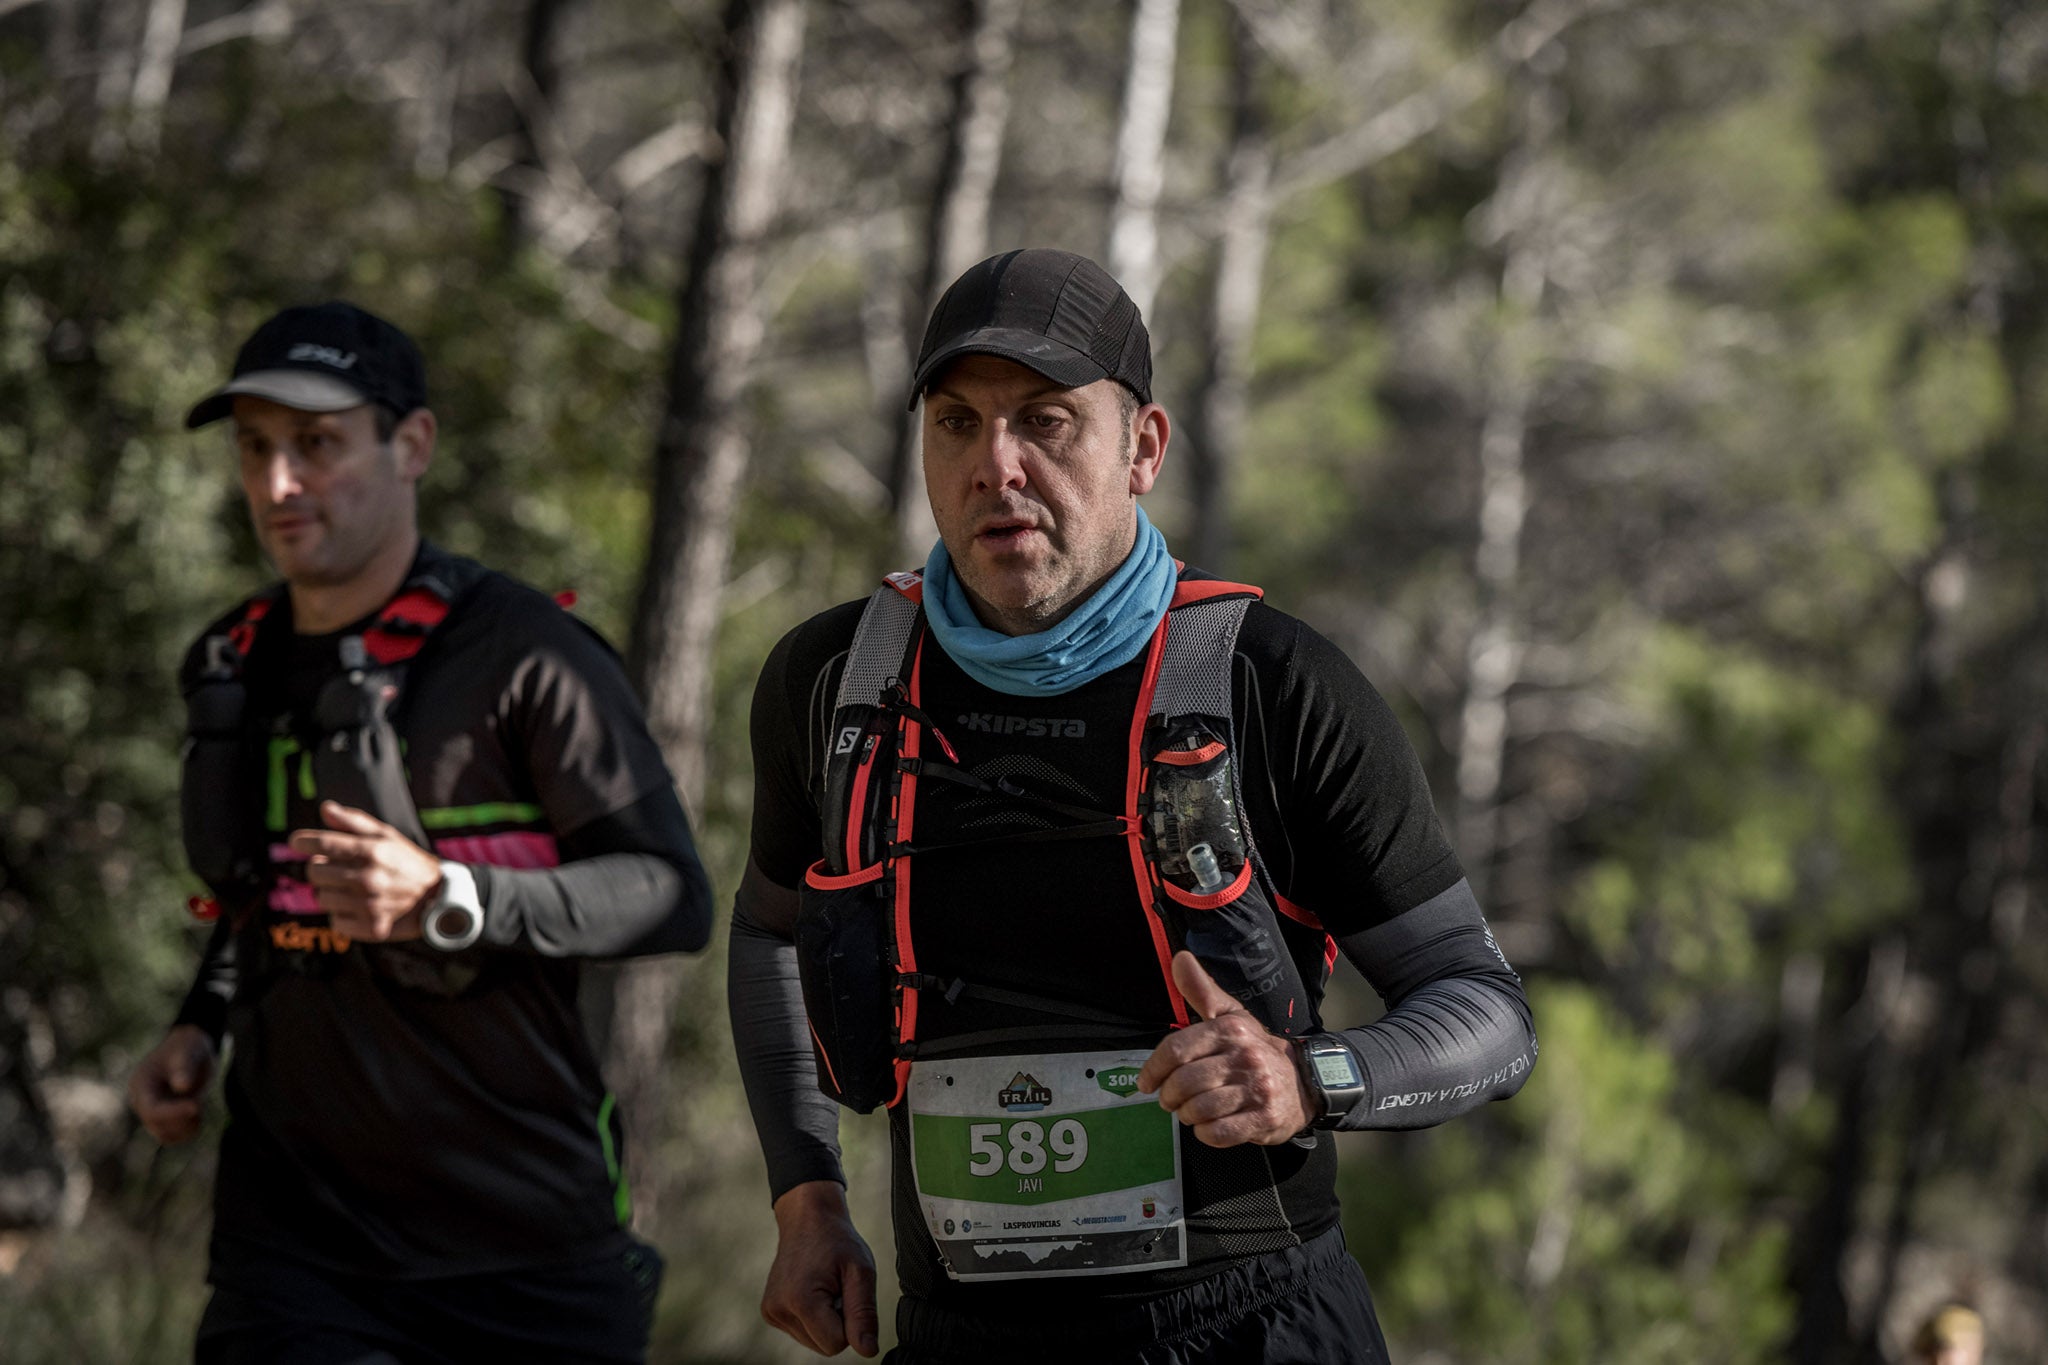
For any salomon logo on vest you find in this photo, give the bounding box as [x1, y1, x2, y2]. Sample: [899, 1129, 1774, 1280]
[956, 714, 1086, 738]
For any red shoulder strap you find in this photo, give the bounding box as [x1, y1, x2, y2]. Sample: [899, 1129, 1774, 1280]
[883, 569, 925, 603]
[1170, 578, 1263, 607]
[362, 585, 454, 664]
[223, 593, 276, 659]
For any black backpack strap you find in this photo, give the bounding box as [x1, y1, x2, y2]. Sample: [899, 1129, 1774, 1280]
[180, 585, 288, 914]
[308, 551, 491, 850]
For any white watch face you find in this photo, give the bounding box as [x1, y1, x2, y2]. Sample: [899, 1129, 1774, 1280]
[1313, 1050, 1360, 1089]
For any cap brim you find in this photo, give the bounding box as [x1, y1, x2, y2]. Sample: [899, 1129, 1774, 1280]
[907, 328, 1110, 410]
[184, 370, 372, 429]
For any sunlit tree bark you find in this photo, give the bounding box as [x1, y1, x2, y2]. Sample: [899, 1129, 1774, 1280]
[1453, 74, 1559, 907]
[125, 0, 184, 153]
[496, 0, 575, 248]
[611, 0, 806, 1226]
[1185, 10, 1268, 573]
[885, 0, 1020, 569]
[1106, 0, 1179, 319]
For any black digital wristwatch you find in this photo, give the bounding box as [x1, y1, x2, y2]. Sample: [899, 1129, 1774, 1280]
[1294, 1033, 1367, 1129]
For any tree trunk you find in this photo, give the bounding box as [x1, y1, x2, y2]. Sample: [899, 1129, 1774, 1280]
[411, 0, 480, 179]
[124, 0, 184, 153]
[884, 0, 1020, 570]
[1454, 78, 1555, 906]
[0, 969, 64, 1232]
[1185, 12, 1268, 574]
[1105, 0, 1179, 320]
[89, 0, 140, 161]
[1454, 377, 1530, 903]
[497, 0, 573, 248]
[608, 0, 805, 1228]
[1791, 937, 1895, 1365]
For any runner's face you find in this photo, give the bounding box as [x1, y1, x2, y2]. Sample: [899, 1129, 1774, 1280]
[921, 356, 1165, 636]
[231, 397, 422, 590]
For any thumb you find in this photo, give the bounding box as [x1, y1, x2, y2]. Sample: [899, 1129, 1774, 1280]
[165, 1033, 210, 1094]
[1171, 949, 1245, 1022]
[321, 801, 387, 836]
[841, 1258, 880, 1358]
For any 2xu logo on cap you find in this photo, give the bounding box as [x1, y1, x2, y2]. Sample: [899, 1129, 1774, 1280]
[288, 342, 357, 370]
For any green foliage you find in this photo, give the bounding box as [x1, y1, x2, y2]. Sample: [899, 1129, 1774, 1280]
[1568, 628, 1911, 998]
[1351, 984, 1795, 1365]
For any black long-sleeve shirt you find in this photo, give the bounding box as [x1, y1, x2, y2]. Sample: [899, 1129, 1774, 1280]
[172, 545, 710, 1280]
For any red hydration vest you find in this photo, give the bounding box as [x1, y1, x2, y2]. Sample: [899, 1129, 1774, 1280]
[795, 570, 1336, 1113]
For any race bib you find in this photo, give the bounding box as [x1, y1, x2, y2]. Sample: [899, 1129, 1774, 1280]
[908, 1050, 1186, 1282]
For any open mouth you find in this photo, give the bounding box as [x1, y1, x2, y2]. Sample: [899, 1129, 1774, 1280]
[976, 516, 1041, 546]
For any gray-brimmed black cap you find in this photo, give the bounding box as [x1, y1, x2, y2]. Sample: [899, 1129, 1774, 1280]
[908, 249, 1152, 409]
[185, 301, 428, 429]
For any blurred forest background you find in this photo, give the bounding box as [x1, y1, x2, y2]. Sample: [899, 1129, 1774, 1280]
[2, 0, 2045, 1360]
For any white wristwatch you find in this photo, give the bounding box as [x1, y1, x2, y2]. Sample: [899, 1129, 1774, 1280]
[421, 860, 485, 952]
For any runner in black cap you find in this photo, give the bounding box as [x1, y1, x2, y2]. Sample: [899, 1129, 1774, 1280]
[729, 250, 1538, 1362]
[129, 300, 713, 1364]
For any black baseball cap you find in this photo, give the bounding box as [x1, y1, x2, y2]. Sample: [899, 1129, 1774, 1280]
[908, 249, 1152, 409]
[185, 301, 428, 429]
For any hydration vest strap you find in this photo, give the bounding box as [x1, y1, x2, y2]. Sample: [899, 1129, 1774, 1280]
[898, 973, 1155, 1030]
[1123, 616, 1188, 1028]
[906, 1022, 1158, 1059]
[223, 593, 277, 660]
[311, 558, 489, 851]
[1168, 578, 1263, 607]
[896, 755, 1121, 826]
[182, 585, 288, 918]
[887, 639, 929, 1108]
[880, 687, 960, 763]
[835, 584, 923, 713]
[1151, 594, 1256, 726]
[887, 817, 1130, 859]
[361, 579, 455, 664]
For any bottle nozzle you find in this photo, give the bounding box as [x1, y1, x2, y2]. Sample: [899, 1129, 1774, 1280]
[1188, 842, 1225, 893]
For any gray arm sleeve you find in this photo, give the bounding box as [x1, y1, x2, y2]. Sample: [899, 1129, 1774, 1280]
[728, 870, 846, 1200]
[468, 787, 714, 958]
[1329, 878, 1538, 1131]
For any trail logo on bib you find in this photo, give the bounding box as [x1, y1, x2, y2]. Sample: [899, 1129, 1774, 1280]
[998, 1073, 1052, 1111]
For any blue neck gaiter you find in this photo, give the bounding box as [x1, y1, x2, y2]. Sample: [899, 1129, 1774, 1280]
[921, 505, 1177, 697]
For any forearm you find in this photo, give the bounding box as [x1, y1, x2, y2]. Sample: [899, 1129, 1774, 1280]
[172, 917, 238, 1046]
[470, 852, 705, 956]
[467, 787, 713, 958]
[730, 888, 846, 1200]
[1327, 879, 1538, 1131]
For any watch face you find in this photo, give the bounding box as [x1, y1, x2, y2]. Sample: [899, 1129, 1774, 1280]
[1313, 1050, 1361, 1089]
[433, 905, 478, 937]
